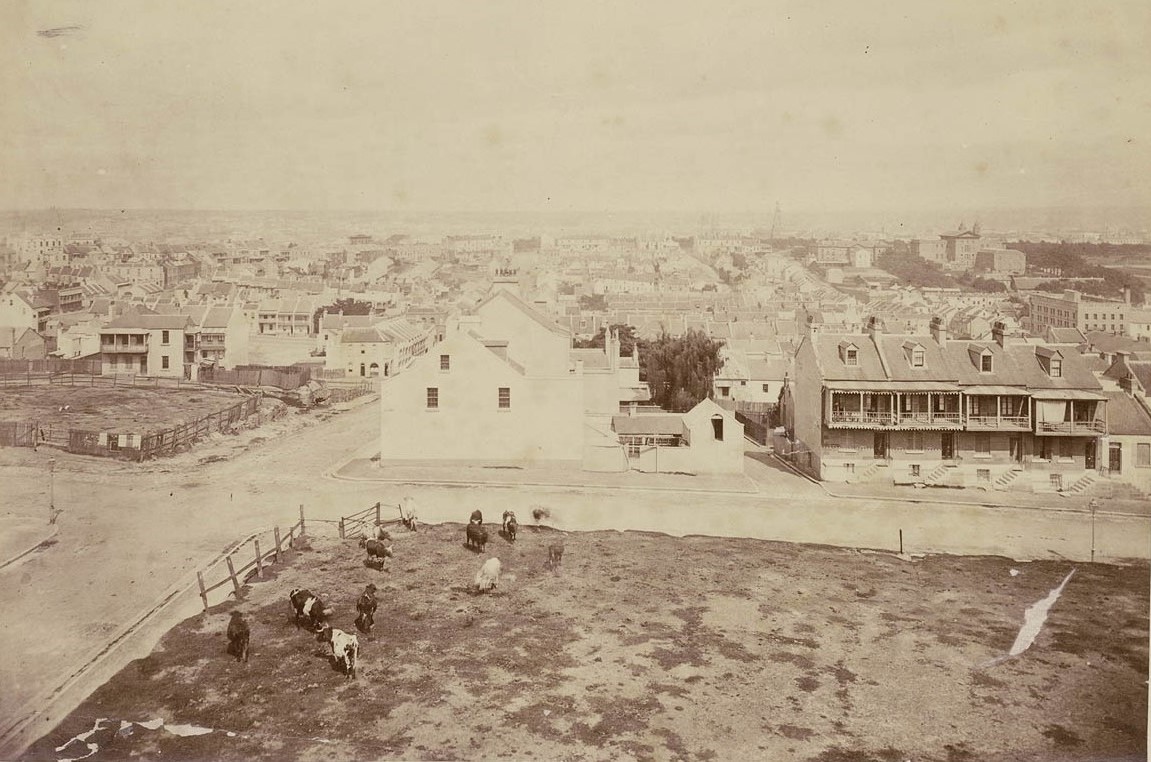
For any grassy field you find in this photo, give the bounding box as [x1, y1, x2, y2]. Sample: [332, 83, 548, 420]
[24, 524, 1148, 761]
[0, 387, 249, 431]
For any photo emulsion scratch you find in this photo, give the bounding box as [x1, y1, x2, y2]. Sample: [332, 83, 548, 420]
[0, 1, 1148, 760]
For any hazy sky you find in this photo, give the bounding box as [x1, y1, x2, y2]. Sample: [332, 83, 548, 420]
[2, 1, 1149, 214]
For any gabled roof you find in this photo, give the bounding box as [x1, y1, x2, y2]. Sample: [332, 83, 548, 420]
[1103, 392, 1151, 436]
[474, 289, 569, 336]
[810, 334, 886, 381]
[104, 314, 194, 330]
[875, 335, 955, 382]
[341, 327, 386, 344]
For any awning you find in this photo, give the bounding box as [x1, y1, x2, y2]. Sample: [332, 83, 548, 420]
[962, 385, 1029, 395]
[1030, 390, 1107, 401]
[825, 381, 957, 392]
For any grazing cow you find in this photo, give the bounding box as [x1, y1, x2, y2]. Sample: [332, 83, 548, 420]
[375, 525, 393, 543]
[465, 523, 489, 551]
[547, 543, 564, 570]
[316, 625, 359, 679]
[401, 510, 419, 533]
[469, 509, 484, 525]
[502, 511, 518, 542]
[474, 557, 502, 593]
[355, 584, 378, 633]
[359, 536, 394, 568]
[289, 588, 331, 630]
[226, 611, 250, 663]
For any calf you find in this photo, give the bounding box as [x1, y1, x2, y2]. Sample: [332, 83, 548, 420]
[226, 611, 250, 663]
[474, 557, 502, 593]
[547, 543, 564, 570]
[359, 536, 394, 568]
[355, 584, 378, 633]
[465, 523, 489, 552]
[289, 588, 331, 630]
[502, 511, 518, 541]
[316, 625, 359, 679]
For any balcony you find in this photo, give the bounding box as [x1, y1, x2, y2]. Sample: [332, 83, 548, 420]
[828, 409, 895, 427]
[1036, 419, 1107, 436]
[966, 415, 1032, 431]
[100, 343, 148, 354]
[894, 411, 962, 429]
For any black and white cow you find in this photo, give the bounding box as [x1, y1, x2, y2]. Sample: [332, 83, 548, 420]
[316, 625, 359, 679]
[289, 588, 331, 630]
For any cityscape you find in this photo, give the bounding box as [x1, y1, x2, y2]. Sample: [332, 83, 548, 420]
[1, 2, 1149, 761]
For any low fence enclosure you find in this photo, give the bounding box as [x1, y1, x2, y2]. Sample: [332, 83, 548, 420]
[196, 506, 308, 612]
[337, 501, 405, 539]
[66, 395, 262, 460]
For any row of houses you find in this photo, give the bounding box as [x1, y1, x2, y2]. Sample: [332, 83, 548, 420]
[779, 316, 1151, 494]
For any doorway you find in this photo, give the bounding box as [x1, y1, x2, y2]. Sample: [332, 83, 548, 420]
[1085, 441, 1097, 470]
[873, 432, 888, 459]
[941, 432, 956, 460]
[1109, 442, 1121, 474]
[1009, 436, 1023, 464]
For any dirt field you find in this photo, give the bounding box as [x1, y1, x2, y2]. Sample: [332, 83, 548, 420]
[0, 387, 250, 431]
[23, 525, 1148, 762]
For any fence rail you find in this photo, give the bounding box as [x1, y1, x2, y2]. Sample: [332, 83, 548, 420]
[195, 506, 308, 611]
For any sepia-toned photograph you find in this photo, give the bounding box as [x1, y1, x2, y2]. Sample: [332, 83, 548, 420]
[1, 1, 1148, 760]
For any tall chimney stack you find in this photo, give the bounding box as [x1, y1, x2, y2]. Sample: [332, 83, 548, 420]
[866, 315, 886, 340]
[992, 320, 1007, 348]
[929, 316, 948, 346]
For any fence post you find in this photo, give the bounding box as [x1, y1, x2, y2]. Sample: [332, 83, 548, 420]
[339, 518, 346, 540]
[225, 554, 242, 598]
[274, 526, 282, 563]
[299, 504, 305, 535]
[287, 525, 295, 549]
[375, 502, 381, 526]
[254, 539, 263, 579]
[197, 571, 208, 612]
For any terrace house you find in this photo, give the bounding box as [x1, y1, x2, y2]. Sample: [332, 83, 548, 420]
[781, 316, 1108, 492]
[100, 314, 196, 378]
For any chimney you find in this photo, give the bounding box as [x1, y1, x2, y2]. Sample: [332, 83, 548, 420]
[805, 314, 819, 337]
[992, 321, 1007, 347]
[1122, 286, 1131, 305]
[929, 316, 948, 346]
[865, 315, 885, 340]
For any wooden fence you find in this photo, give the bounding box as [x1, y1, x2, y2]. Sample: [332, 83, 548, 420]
[0, 422, 37, 447]
[328, 382, 374, 404]
[336, 501, 405, 540]
[66, 395, 262, 460]
[0, 372, 195, 389]
[200, 365, 310, 390]
[0, 358, 102, 375]
[195, 506, 309, 612]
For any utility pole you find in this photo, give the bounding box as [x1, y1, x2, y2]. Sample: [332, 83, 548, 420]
[48, 458, 58, 525]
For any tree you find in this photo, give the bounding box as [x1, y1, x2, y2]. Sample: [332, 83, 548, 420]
[572, 324, 639, 356]
[313, 298, 373, 333]
[638, 330, 724, 412]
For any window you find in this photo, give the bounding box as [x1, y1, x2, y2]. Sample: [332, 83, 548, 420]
[161, 330, 170, 345]
[1049, 358, 1062, 378]
[980, 353, 993, 372]
[740, 380, 746, 386]
[440, 354, 450, 371]
[906, 432, 924, 452]
[1138, 443, 1151, 468]
[911, 348, 925, 368]
[1037, 437, 1053, 460]
[719, 386, 730, 397]
[426, 387, 439, 409]
[845, 348, 858, 366]
[711, 415, 724, 441]
[762, 384, 770, 393]
[161, 356, 170, 370]
[1058, 438, 1073, 459]
[910, 464, 921, 477]
[973, 433, 991, 456]
[498, 387, 511, 409]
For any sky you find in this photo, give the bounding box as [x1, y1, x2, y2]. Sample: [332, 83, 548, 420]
[1, 1, 1149, 215]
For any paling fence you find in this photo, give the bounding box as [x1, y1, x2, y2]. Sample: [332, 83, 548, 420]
[64, 395, 264, 460]
[199, 366, 310, 390]
[0, 358, 102, 375]
[0, 373, 193, 389]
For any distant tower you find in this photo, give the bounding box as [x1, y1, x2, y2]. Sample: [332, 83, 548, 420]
[770, 201, 782, 242]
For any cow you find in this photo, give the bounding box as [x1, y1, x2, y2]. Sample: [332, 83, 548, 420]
[316, 625, 359, 679]
[502, 511, 518, 542]
[469, 509, 484, 525]
[359, 536, 394, 568]
[355, 584, 378, 633]
[547, 543, 564, 570]
[465, 523, 489, 552]
[226, 611, 250, 663]
[474, 557, 502, 593]
[289, 588, 331, 630]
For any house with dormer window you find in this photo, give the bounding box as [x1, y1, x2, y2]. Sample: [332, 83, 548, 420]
[781, 315, 1107, 492]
